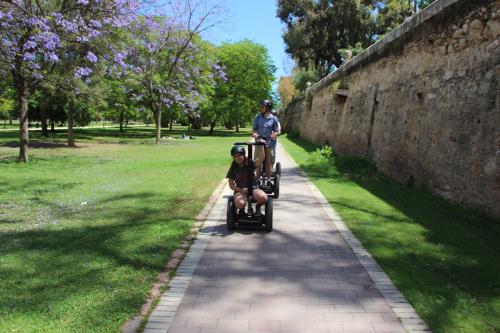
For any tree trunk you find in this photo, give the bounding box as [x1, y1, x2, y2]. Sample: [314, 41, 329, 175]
[169, 117, 173, 131]
[9, 115, 12, 125]
[119, 109, 124, 132]
[67, 103, 75, 147]
[154, 110, 162, 144]
[209, 121, 216, 135]
[4, 118, 6, 129]
[17, 77, 29, 162]
[236, 123, 239, 133]
[190, 116, 202, 130]
[40, 102, 48, 137]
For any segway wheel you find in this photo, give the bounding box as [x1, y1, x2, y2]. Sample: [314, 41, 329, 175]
[227, 197, 236, 231]
[276, 162, 281, 176]
[273, 174, 280, 199]
[264, 197, 273, 232]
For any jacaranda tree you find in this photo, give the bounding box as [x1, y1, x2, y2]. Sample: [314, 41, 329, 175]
[0, 0, 139, 162]
[125, 0, 227, 143]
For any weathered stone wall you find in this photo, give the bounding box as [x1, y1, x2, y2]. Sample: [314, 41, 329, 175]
[282, 0, 500, 217]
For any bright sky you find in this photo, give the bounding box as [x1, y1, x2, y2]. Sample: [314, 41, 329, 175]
[203, 0, 293, 84]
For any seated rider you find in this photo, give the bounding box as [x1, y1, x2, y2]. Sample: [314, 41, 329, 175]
[226, 145, 268, 215]
[252, 100, 280, 183]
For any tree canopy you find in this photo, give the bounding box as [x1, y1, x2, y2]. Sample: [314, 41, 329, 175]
[277, 0, 434, 77]
[204, 39, 276, 133]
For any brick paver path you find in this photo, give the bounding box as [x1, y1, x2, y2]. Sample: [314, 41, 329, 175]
[145, 144, 413, 333]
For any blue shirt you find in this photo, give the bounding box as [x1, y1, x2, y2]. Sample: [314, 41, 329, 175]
[253, 113, 279, 147]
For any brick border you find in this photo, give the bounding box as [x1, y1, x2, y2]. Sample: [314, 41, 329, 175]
[142, 180, 229, 333]
[285, 146, 432, 333]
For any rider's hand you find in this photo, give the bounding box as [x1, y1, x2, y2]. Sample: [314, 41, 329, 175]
[242, 188, 248, 194]
[252, 133, 259, 139]
[271, 132, 278, 139]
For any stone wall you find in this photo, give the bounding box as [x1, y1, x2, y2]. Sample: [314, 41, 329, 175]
[282, 0, 500, 217]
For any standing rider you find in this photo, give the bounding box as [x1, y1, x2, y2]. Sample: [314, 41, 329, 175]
[252, 99, 280, 183]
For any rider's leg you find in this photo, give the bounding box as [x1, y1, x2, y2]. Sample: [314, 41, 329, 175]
[253, 189, 268, 205]
[265, 147, 274, 180]
[255, 146, 264, 179]
[234, 192, 247, 209]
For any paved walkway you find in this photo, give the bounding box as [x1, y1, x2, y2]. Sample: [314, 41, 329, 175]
[143, 144, 430, 333]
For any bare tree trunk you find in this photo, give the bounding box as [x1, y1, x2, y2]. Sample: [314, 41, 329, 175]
[17, 77, 29, 162]
[4, 118, 6, 128]
[209, 121, 216, 135]
[51, 119, 55, 132]
[154, 110, 162, 144]
[169, 117, 173, 131]
[67, 103, 75, 147]
[236, 123, 239, 133]
[40, 102, 48, 137]
[119, 109, 124, 133]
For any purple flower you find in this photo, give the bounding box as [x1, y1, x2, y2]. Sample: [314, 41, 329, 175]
[86, 51, 98, 63]
[114, 52, 127, 69]
[23, 40, 37, 50]
[23, 52, 36, 61]
[88, 19, 102, 29]
[45, 52, 59, 63]
[29, 62, 41, 70]
[31, 72, 44, 79]
[75, 66, 92, 78]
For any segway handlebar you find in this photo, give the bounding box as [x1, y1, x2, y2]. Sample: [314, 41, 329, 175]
[234, 141, 266, 146]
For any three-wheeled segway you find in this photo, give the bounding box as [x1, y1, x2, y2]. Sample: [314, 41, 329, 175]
[255, 136, 281, 199]
[227, 141, 273, 232]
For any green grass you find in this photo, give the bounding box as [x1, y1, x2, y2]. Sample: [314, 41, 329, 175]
[0, 126, 249, 333]
[280, 134, 500, 333]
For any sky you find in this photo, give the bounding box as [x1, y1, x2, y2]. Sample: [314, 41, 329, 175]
[203, 0, 293, 83]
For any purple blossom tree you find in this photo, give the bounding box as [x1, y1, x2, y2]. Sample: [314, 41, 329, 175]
[0, 0, 139, 161]
[126, 0, 227, 144]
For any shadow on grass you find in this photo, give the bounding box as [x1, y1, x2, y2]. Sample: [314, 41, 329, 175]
[285, 135, 500, 333]
[0, 190, 194, 326]
[0, 141, 74, 149]
[0, 126, 251, 146]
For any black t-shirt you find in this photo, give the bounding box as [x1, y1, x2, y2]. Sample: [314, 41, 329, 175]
[226, 159, 256, 189]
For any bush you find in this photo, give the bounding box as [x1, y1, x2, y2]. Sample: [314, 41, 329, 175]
[316, 144, 335, 160]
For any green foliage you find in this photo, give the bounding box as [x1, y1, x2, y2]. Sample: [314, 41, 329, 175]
[315, 144, 335, 160]
[278, 0, 375, 76]
[0, 97, 13, 121]
[0, 80, 15, 122]
[206, 40, 276, 129]
[278, 0, 434, 78]
[293, 66, 321, 92]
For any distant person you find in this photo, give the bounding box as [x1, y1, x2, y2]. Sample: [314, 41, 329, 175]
[252, 99, 280, 183]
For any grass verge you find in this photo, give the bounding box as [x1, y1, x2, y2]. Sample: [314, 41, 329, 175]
[0, 126, 249, 333]
[280, 134, 500, 333]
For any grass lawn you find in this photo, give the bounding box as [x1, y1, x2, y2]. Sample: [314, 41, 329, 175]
[0, 125, 249, 333]
[280, 134, 500, 333]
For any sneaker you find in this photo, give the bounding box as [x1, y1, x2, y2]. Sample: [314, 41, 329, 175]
[237, 209, 246, 217]
[247, 206, 254, 216]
